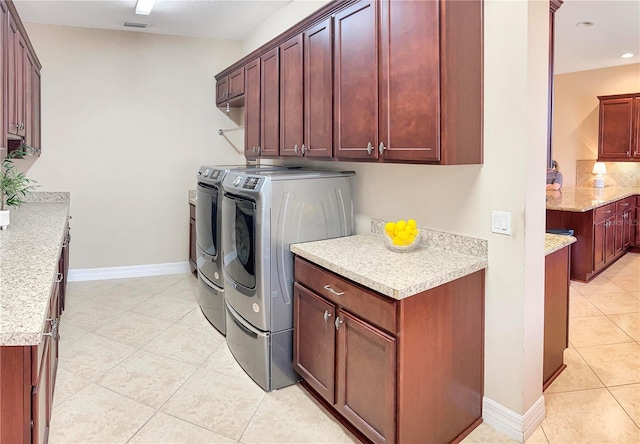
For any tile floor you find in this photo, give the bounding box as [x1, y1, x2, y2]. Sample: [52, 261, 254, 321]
[50, 253, 640, 443]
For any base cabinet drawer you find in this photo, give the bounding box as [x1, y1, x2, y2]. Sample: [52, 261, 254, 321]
[294, 257, 484, 444]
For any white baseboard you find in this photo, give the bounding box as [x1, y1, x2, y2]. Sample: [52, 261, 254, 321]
[68, 261, 191, 282]
[482, 395, 545, 443]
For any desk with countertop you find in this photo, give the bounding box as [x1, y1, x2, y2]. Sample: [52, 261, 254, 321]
[0, 193, 71, 444]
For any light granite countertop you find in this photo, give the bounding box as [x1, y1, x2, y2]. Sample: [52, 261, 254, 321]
[545, 233, 577, 256]
[546, 186, 640, 212]
[0, 197, 70, 346]
[291, 233, 488, 300]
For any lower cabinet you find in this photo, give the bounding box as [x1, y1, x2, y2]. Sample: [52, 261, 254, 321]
[635, 196, 640, 247]
[293, 257, 484, 444]
[0, 230, 66, 444]
[547, 195, 638, 282]
[543, 245, 570, 390]
[189, 203, 196, 275]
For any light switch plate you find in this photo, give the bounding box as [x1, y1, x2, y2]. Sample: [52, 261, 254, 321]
[491, 211, 511, 235]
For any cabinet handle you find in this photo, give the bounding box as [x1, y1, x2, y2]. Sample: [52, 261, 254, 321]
[294, 144, 299, 153]
[605, 210, 612, 214]
[55, 272, 63, 283]
[301, 144, 307, 154]
[366, 142, 373, 155]
[43, 318, 60, 341]
[622, 203, 629, 207]
[257, 146, 262, 154]
[334, 316, 343, 330]
[323, 284, 344, 296]
[379, 142, 386, 154]
[252, 146, 256, 153]
[323, 310, 331, 322]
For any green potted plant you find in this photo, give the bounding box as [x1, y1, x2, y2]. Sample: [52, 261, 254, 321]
[0, 147, 38, 230]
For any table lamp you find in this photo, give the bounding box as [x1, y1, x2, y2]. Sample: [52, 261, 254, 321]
[592, 162, 606, 188]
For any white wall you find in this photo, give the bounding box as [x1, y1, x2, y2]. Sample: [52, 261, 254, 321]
[23, 24, 246, 269]
[552, 63, 640, 185]
[244, 0, 549, 433]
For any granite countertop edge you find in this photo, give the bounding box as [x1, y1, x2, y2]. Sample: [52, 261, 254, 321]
[544, 233, 577, 256]
[546, 186, 640, 212]
[0, 195, 70, 346]
[291, 234, 488, 300]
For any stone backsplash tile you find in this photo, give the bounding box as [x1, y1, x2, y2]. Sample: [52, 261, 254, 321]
[576, 160, 640, 187]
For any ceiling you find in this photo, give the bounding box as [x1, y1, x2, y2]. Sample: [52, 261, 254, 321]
[12, 0, 640, 74]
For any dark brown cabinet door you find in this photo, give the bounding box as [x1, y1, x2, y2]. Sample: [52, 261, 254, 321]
[334, 1, 379, 160]
[604, 215, 616, 263]
[244, 58, 261, 158]
[622, 208, 633, 249]
[16, 32, 27, 138]
[293, 283, 336, 404]
[24, 51, 34, 147]
[31, 66, 41, 151]
[378, 0, 439, 162]
[260, 47, 280, 157]
[598, 97, 634, 159]
[594, 218, 606, 271]
[7, 15, 19, 136]
[634, 97, 640, 158]
[336, 309, 396, 444]
[228, 67, 245, 100]
[304, 18, 333, 159]
[280, 35, 303, 157]
[216, 76, 228, 105]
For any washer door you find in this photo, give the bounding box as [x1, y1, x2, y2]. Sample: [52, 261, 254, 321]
[196, 182, 223, 288]
[222, 192, 257, 291]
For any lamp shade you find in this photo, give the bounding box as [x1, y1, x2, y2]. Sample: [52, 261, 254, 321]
[592, 162, 607, 175]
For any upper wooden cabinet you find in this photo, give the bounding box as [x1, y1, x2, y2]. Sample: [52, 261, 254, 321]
[335, 0, 482, 164]
[244, 58, 261, 157]
[4, 0, 42, 156]
[279, 34, 303, 157]
[217, 0, 483, 165]
[216, 66, 245, 107]
[597, 93, 640, 161]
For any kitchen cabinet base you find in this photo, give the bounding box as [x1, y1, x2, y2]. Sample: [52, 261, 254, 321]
[300, 380, 484, 444]
[543, 364, 567, 392]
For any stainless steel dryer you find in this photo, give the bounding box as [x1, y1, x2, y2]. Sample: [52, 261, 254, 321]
[221, 169, 354, 391]
[195, 164, 291, 335]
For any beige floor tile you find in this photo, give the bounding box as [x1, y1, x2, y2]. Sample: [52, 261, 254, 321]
[611, 278, 640, 294]
[609, 384, 640, 428]
[571, 278, 627, 296]
[62, 299, 126, 332]
[583, 292, 640, 315]
[201, 343, 256, 383]
[600, 264, 637, 281]
[129, 412, 236, 443]
[162, 369, 265, 440]
[96, 350, 197, 409]
[89, 283, 156, 310]
[65, 279, 120, 301]
[177, 306, 219, 331]
[162, 275, 200, 301]
[49, 383, 154, 443]
[58, 331, 136, 380]
[569, 315, 634, 347]
[578, 342, 640, 386]
[131, 294, 198, 323]
[525, 425, 548, 444]
[544, 348, 604, 393]
[240, 384, 358, 444]
[608, 312, 640, 341]
[460, 422, 517, 443]
[52, 367, 91, 407]
[143, 323, 225, 366]
[95, 311, 171, 348]
[58, 321, 88, 344]
[569, 292, 602, 317]
[542, 388, 640, 443]
[120, 273, 188, 294]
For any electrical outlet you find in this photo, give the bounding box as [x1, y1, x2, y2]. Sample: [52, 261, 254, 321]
[491, 211, 511, 235]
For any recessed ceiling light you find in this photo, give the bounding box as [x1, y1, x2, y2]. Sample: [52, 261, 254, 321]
[621, 53, 635, 59]
[576, 21, 594, 28]
[135, 0, 156, 15]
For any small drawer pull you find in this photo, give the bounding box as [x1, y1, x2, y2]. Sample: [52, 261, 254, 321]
[323, 310, 331, 322]
[323, 284, 344, 296]
[605, 210, 612, 214]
